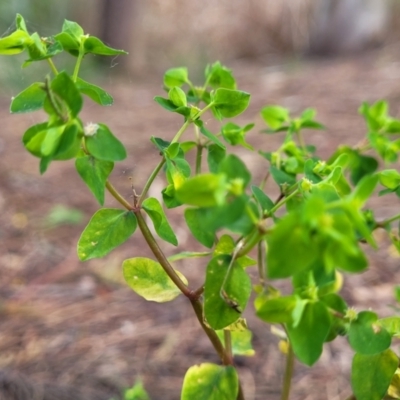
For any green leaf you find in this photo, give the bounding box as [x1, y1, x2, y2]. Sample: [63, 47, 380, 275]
[348, 311, 392, 355]
[221, 122, 254, 149]
[142, 197, 178, 246]
[207, 144, 226, 173]
[16, 14, 28, 32]
[184, 208, 215, 248]
[62, 20, 84, 40]
[195, 120, 226, 149]
[123, 380, 150, 400]
[164, 67, 188, 88]
[75, 78, 113, 106]
[216, 329, 255, 356]
[75, 156, 114, 206]
[255, 295, 297, 324]
[349, 152, 379, 185]
[0, 29, 32, 55]
[270, 165, 296, 187]
[83, 36, 127, 56]
[212, 88, 250, 119]
[218, 154, 251, 189]
[54, 32, 79, 54]
[77, 209, 137, 261]
[251, 186, 274, 213]
[51, 71, 83, 117]
[350, 174, 379, 208]
[206, 62, 237, 90]
[379, 169, 400, 190]
[168, 86, 187, 107]
[175, 174, 227, 207]
[123, 257, 187, 302]
[379, 317, 400, 337]
[267, 213, 318, 278]
[85, 123, 127, 161]
[204, 255, 252, 330]
[261, 106, 290, 130]
[22, 122, 48, 157]
[181, 363, 238, 400]
[52, 122, 82, 160]
[10, 82, 46, 113]
[351, 349, 398, 400]
[40, 125, 66, 156]
[167, 251, 210, 262]
[286, 301, 331, 366]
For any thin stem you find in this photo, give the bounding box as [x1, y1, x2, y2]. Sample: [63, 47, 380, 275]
[296, 130, 307, 154]
[138, 158, 166, 206]
[257, 241, 266, 288]
[377, 212, 400, 227]
[195, 144, 203, 174]
[105, 180, 133, 210]
[135, 211, 192, 297]
[259, 172, 270, 191]
[72, 36, 86, 82]
[171, 118, 192, 144]
[281, 342, 295, 400]
[190, 298, 232, 365]
[192, 284, 204, 298]
[46, 58, 59, 76]
[266, 188, 300, 217]
[224, 330, 233, 359]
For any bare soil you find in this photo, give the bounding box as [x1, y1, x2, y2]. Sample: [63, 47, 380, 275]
[0, 50, 399, 399]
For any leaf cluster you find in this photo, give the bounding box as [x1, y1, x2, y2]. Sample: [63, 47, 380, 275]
[3, 14, 400, 400]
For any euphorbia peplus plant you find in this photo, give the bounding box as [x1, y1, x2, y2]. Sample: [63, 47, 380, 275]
[2, 14, 400, 400]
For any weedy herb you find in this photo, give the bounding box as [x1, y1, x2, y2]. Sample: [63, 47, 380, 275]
[2, 14, 400, 400]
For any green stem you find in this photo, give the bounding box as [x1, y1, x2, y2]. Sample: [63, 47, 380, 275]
[377, 212, 400, 227]
[190, 298, 231, 365]
[296, 130, 307, 154]
[195, 144, 203, 174]
[105, 180, 133, 210]
[224, 330, 233, 359]
[138, 158, 166, 206]
[135, 211, 191, 297]
[171, 118, 192, 144]
[46, 58, 59, 76]
[281, 343, 295, 400]
[266, 188, 300, 217]
[72, 36, 86, 82]
[257, 241, 266, 288]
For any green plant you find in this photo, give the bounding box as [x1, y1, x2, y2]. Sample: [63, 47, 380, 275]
[2, 14, 400, 400]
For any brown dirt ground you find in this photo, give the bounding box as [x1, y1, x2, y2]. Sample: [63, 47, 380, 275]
[0, 49, 400, 400]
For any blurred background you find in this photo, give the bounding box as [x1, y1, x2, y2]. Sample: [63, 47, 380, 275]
[1, 0, 399, 84]
[1, 1, 400, 400]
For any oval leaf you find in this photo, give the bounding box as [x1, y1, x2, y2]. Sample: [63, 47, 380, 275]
[181, 363, 238, 400]
[10, 82, 46, 113]
[76, 77, 113, 106]
[78, 209, 137, 261]
[349, 311, 392, 355]
[75, 156, 114, 206]
[123, 257, 187, 302]
[352, 349, 398, 400]
[204, 255, 252, 330]
[85, 123, 127, 161]
[286, 301, 331, 366]
[213, 88, 250, 119]
[142, 197, 178, 245]
[175, 174, 227, 207]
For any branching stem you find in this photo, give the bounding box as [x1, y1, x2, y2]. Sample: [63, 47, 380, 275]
[105, 180, 133, 210]
[135, 211, 191, 297]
